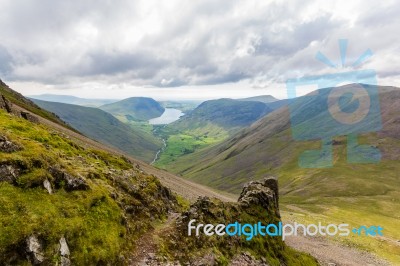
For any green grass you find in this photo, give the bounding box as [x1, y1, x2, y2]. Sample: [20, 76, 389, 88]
[158, 124, 400, 264]
[153, 124, 228, 169]
[0, 109, 177, 264]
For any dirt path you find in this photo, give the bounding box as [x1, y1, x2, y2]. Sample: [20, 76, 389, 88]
[129, 213, 180, 266]
[285, 234, 390, 266]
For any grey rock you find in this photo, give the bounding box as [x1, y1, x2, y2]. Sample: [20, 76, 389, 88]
[59, 237, 70, 256]
[43, 179, 53, 194]
[61, 256, 71, 266]
[0, 164, 20, 183]
[0, 94, 13, 113]
[0, 135, 22, 153]
[49, 167, 89, 191]
[26, 235, 45, 264]
[238, 176, 280, 218]
[20, 111, 39, 123]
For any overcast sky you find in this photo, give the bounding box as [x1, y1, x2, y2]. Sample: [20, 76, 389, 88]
[0, 0, 399, 100]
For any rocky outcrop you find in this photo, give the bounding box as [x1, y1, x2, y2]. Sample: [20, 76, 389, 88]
[157, 176, 312, 265]
[238, 176, 280, 218]
[20, 111, 40, 123]
[0, 94, 13, 113]
[0, 135, 22, 153]
[49, 167, 90, 191]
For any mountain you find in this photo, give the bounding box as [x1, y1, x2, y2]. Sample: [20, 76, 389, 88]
[0, 80, 315, 265]
[239, 95, 279, 103]
[32, 99, 162, 162]
[160, 84, 400, 263]
[100, 97, 165, 122]
[29, 94, 117, 107]
[170, 98, 272, 134]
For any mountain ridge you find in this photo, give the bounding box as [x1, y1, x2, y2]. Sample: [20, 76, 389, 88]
[100, 97, 165, 122]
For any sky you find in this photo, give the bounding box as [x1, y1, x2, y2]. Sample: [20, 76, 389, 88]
[0, 0, 399, 100]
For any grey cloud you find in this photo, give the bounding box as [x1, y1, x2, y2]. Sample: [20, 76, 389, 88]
[0, 0, 399, 88]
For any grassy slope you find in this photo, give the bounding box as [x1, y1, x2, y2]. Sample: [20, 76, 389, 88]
[161, 85, 400, 263]
[0, 109, 178, 265]
[0, 80, 74, 131]
[33, 99, 162, 163]
[100, 97, 165, 121]
[0, 108, 317, 265]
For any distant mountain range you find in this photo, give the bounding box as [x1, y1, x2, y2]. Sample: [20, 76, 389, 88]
[29, 94, 117, 107]
[32, 99, 162, 162]
[100, 97, 165, 122]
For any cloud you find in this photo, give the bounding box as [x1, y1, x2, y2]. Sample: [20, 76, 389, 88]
[0, 0, 399, 95]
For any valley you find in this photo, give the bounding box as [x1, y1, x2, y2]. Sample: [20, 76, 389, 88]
[5, 80, 400, 264]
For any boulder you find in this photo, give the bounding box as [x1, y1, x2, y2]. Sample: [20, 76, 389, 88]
[20, 111, 40, 123]
[238, 176, 280, 218]
[49, 167, 89, 191]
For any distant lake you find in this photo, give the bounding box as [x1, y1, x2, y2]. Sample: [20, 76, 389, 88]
[149, 108, 184, 125]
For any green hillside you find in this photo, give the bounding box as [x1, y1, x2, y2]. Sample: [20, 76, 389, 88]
[33, 100, 162, 162]
[100, 97, 165, 122]
[159, 85, 400, 264]
[172, 98, 272, 131]
[0, 88, 316, 264]
[0, 80, 74, 130]
[0, 108, 179, 265]
[154, 99, 272, 168]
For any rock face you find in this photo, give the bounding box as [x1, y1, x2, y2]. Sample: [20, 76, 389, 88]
[238, 176, 280, 218]
[49, 167, 90, 191]
[0, 135, 22, 153]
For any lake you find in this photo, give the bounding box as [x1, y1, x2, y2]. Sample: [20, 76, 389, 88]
[149, 108, 184, 125]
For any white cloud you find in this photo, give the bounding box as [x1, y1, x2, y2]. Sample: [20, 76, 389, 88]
[0, 0, 399, 99]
